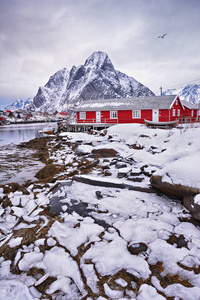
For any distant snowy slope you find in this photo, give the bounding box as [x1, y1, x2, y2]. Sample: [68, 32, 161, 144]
[163, 83, 200, 105]
[33, 51, 155, 113]
[4, 98, 33, 111]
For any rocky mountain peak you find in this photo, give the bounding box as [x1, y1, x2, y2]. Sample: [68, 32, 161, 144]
[84, 51, 114, 72]
[33, 51, 155, 112]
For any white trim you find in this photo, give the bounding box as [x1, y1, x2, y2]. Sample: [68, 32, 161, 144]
[79, 112, 86, 119]
[132, 110, 141, 119]
[110, 111, 117, 119]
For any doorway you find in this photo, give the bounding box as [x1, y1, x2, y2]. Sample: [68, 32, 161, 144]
[96, 111, 101, 123]
[152, 109, 159, 122]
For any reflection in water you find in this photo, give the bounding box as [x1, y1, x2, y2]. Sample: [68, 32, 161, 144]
[0, 123, 57, 146]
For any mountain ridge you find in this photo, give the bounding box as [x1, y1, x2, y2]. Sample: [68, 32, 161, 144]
[4, 98, 33, 111]
[163, 83, 200, 105]
[32, 51, 155, 113]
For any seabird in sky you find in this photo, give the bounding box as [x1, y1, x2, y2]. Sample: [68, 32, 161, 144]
[158, 33, 167, 38]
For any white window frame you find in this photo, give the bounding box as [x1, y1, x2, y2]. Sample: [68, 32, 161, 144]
[132, 110, 141, 119]
[177, 109, 180, 116]
[172, 109, 176, 117]
[79, 112, 86, 119]
[191, 110, 194, 117]
[110, 111, 117, 119]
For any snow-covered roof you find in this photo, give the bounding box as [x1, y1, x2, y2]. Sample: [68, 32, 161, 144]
[75, 95, 178, 111]
[181, 100, 199, 110]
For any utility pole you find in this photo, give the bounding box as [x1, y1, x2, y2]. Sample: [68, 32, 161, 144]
[160, 86, 163, 95]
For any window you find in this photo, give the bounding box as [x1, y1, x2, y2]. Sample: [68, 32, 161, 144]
[176, 99, 178, 105]
[110, 111, 117, 119]
[132, 110, 141, 118]
[80, 112, 86, 119]
[172, 109, 176, 116]
[177, 109, 180, 116]
[191, 110, 194, 117]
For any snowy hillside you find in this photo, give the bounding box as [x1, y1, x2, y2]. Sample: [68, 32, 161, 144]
[0, 123, 200, 299]
[163, 83, 200, 105]
[33, 51, 155, 113]
[4, 98, 33, 111]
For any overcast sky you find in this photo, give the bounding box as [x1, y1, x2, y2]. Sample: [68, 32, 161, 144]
[0, 0, 200, 109]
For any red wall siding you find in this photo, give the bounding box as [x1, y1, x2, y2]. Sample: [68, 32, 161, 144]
[169, 97, 184, 121]
[76, 97, 199, 124]
[117, 110, 152, 124]
[159, 109, 170, 122]
[118, 110, 132, 123]
[182, 106, 191, 117]
[77, 111, 96, 123]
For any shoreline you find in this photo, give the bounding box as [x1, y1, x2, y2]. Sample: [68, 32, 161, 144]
[0, 127, 200, 299]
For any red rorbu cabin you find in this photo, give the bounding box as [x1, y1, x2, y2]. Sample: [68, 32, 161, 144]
[181, 100, 199, 122]
[75, 95, 185, 125]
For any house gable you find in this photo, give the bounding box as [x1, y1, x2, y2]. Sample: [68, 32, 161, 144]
[169, 96, 184, 110]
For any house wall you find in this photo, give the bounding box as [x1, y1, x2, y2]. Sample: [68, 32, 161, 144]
[77, 109, 152, 124]
[182, 106, 198, 120]
[76, 96, 200, 125]
[169, 97, 184, 121]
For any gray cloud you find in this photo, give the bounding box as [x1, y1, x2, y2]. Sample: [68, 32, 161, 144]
[0, 0, 200, 108]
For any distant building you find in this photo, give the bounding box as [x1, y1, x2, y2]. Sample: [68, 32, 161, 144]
[59, 112, 68, 120]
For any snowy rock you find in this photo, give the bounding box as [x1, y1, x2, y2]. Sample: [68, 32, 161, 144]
[92, 147, 118, 158]
[75, 144, 93, 156]
[183, 195, 200, 220]
[95, 190, 103, 199]
[103, 283, 123, 298]
[117, 167, 132, 178]
[137, 284, 166, 300]
[150, 175, 200, 199]
[115, 161, 127, 169]
[128, 242, 148, 255]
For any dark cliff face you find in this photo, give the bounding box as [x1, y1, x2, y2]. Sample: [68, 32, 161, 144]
[33, 51, 155, 112]
[34, 87, 46, 108]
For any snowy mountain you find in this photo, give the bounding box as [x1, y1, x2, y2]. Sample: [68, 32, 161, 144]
[4, 98, 33, 111]
[33, 51, 155, 113]
[163, 83, 200, 105]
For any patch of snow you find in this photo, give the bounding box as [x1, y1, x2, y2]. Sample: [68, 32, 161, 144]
[0, 280, 34, 300]
[137, 283, 166, 299]
[194, 194, 200, 205]
[8, 237, 23, 248]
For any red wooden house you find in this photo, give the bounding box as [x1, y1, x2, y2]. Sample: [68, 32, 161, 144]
[181, 100, 199, 122]
[75, 95, 185, 125]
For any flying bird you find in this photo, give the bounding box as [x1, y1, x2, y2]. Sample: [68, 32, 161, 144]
[158, 33, 167, 38]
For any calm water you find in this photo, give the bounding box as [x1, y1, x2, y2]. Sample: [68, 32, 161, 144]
[0, 122, 57, 146]
[0, 123, 57, 184]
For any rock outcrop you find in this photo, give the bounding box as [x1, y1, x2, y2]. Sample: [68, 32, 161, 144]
[150, 175, 200, 220]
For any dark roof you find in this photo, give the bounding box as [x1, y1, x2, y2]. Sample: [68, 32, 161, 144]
[75, 95, 178, 112]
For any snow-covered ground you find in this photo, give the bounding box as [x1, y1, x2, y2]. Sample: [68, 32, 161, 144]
[0, 123, 200, 300]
